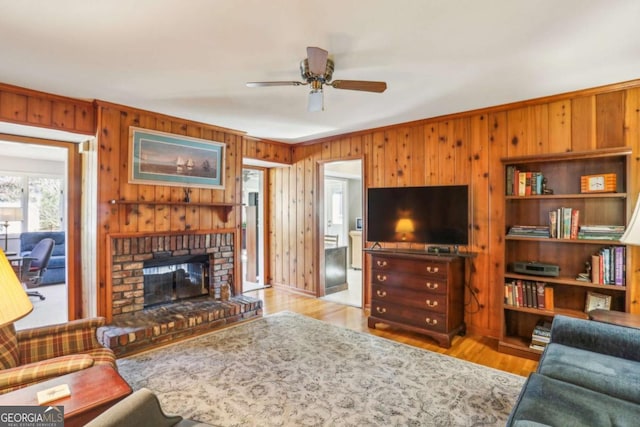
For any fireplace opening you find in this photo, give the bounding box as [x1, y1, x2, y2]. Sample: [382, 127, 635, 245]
[143, 255, 210, 308]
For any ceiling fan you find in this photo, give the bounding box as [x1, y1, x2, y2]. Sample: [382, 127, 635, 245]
[246, 46, 387, 112]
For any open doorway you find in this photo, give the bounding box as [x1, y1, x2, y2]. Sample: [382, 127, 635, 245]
[242, 168, 266, 292]
[0, 140, 69, 329]
[320, 159, 363, 308]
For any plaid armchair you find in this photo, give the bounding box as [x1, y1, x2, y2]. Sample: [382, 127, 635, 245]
[0, 317, 117, 394]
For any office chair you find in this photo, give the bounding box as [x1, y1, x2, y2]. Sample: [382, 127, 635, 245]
[22, 237, 55, 300]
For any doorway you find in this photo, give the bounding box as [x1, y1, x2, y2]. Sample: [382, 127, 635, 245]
[320, 159, 363, 308]
[242, 168, 266, 292]
[0, 140, 69, 329]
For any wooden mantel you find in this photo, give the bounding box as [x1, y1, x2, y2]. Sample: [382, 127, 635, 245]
[110, 200, 239, 223]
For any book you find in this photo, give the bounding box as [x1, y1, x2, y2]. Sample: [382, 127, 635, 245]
[562, 207, 572, 239]
[529, 343, 546, 352]
[535, 282, 546, 309]
[544, 286, 554, 310]
[548, 210, 557, 238]
[591, 254, 601, 285]
[506, 166, 515, 196]
[37, 383, 71, 404]
[614, 246, 625, 286]
[570, 209, 580, 239]
[518, 172, 526, 196]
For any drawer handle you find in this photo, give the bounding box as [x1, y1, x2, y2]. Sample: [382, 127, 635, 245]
[425, 318, 438, 326]
[425, 282, 439, 290]
[426, 266, 440, 273]
[425, 299, 438, 308]
[376, 260, 388, 267]
[376, 289, 387, 297]
[376, 306, 387, 314]
[376, 274, 387, 282]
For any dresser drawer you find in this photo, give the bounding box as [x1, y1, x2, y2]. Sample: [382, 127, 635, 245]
[372, 255, 448, 278]
[372, 284, 447, 314]
[371, 300, 446, 333]
[371, 270, 448, 294]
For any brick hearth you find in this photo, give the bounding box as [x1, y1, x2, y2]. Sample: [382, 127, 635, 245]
[98, 295, 262, 356]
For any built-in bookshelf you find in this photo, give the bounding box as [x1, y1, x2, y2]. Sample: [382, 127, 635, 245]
[499, 147, 631, 360]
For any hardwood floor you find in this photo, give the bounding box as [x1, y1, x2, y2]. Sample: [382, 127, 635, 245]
[247, 287, 538, 377]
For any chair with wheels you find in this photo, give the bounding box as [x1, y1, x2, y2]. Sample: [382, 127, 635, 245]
[22, 238, 55, 301]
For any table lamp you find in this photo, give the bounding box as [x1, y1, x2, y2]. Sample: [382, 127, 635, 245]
[0, 248, 33, 328]
[395, 218, 415, 241]
[620, 194, 640, 245]
[0, 207, 23, 251]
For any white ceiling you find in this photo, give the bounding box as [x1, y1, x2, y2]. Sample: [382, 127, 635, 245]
[0, 1, 639, 144]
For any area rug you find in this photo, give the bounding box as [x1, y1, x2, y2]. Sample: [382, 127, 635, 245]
[117, 311, 525, 426]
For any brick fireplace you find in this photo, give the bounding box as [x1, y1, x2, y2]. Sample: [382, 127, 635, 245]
[109, 231, 234, 316]
[101, 230, 263, 356]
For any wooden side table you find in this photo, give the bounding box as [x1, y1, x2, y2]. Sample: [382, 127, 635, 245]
[588, 309, 640, 329]
[0, 364, 131, 427]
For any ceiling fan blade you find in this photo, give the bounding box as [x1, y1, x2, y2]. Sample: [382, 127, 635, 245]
[330, 80, 387, 93]
[306, 47, 329, 76]
[246, 81, 306, 87]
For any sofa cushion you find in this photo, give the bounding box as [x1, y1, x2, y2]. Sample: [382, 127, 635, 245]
[0, 324, 19, 370]
[538, 342, 640, 405]
[507, 373, 640, 427]
[46, 256, 65, 270]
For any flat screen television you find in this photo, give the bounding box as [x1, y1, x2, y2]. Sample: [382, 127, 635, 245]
[366, 185, 469, 246]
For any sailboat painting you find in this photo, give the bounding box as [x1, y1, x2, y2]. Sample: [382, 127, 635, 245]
[128, 127, 224, 189]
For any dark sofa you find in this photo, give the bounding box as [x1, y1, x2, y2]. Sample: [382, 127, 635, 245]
[19, 231, 66, 285]
[507, 315, 640, 426]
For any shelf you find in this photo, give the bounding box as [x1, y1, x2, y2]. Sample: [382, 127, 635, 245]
[506, 193, 627, 200]
[500, 147, 630, 359]
[505, 236, 623, 244]
[110, 200, 238, 222]
[501, 146, 632, 164]
[504, 304, 590, 319]
[497, 336, 542, 360]
[504, 272, 627, 290]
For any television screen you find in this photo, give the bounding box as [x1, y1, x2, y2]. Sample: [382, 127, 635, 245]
[366, 185, 469, 246]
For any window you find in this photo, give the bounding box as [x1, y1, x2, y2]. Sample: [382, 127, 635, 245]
[0, 174, 63, 233]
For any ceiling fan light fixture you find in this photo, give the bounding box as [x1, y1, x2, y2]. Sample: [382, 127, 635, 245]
[308, 89, 324, 112]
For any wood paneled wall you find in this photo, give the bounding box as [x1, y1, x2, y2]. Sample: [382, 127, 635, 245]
[94, 101, 246, 318]
[270, 81, 640, 338]
[1, 79, 638, 340]
[0, 83, 95, 135]
[243, 137, 292, 164]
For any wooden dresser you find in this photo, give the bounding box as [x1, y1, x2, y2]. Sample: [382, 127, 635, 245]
[367, 250, 466, 348]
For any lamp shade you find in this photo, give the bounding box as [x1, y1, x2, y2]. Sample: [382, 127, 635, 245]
[0, 207, 23, 222]
[395, 218, 415, 233]
[620, 194, 640, 246]
[0, 249, 33, 327]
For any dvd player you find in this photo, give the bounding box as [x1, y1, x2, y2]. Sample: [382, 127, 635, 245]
[512, 261, 560, 277]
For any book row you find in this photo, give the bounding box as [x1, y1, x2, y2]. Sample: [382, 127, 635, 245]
[529, 320, 552, 352]
[504, 280, 554, 310]
[507, 207, 624, 241]
[589, 246, 626, 286]
[505, 166, 545, 196]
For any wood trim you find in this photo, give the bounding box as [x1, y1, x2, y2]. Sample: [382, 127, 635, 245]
[0, 83, 96, 135]
[296, 78, 640, 147]
[0, 133, 82, 319]
[94, 99, 245, 137]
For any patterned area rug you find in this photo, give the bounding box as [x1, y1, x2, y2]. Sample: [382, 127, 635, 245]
[117, 311, 524, 426]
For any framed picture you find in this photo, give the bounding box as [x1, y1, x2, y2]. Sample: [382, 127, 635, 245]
[128, 127, 225, 189]
[585, 291, 612, 313]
